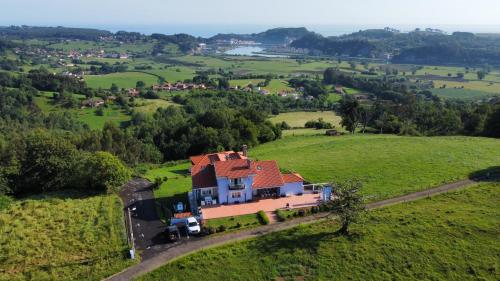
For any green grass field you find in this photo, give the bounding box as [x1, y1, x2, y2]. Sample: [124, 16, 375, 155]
[0, 192, 135, 281]
[433, 80, 500, 94]
[250, 134, 500, 201]
[133, 99, 179, 113]
[85, 72, 160, 89]
[137, 183, 500, 281]
[268, 111, 341, 128]
[432, 88, 499, 100]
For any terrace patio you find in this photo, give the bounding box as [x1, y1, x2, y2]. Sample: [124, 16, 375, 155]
[201, 193, 322, 219]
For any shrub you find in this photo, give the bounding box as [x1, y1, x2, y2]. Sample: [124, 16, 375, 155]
[298, 209, 306, 217]
[0, 195, 12, 211]
[207, 226, 217, 235]
[257, 210, 270, 225]
[217, 225, 226, 232]
[235, 222, 242, 228]
[311, 206, 319, 214]
[275, 209, 286, 222]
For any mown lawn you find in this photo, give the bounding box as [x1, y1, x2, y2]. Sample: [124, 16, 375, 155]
[137, 182, 500, 281]
[268, 111, 341, 128]
[250, 134, 500, 201]
[143, 162, 192, 199]
[0, 192, 135, 281]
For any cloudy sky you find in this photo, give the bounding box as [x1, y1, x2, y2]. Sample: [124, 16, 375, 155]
[2, 0, 500, 27]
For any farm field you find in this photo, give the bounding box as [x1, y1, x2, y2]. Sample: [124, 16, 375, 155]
[250, 134, 500, 201]
[432, 80, 500, 94]
[137, 183, 500, 281]
[0, 192, 135, 281]
[133, 99, 179, 113]
[431, 88, 498, 100]
[85, 72, 159, 89]
[268, 111, 341, 128]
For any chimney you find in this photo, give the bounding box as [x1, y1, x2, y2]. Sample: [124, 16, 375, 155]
[242, 145, 248, 157]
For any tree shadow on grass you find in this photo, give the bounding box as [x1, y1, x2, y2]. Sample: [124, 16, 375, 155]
[169, 169, 190, 176]
[469, 166, 500, 182]
[252, 227, 344, 255]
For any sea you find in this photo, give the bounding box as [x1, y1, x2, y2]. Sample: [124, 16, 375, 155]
[66, 24, 500, 38]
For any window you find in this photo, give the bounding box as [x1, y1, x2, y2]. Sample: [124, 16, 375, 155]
[231, 178, 242, 185]
[231, 192, 242, 198]
[201, 189, 212, 196]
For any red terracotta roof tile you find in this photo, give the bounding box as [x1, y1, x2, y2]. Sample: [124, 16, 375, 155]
[282, 173, 304, 183]
[252, 160, 285, 189]
[214, 159, 256, 179]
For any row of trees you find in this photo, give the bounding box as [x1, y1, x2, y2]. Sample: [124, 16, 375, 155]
[328, 68, 500, 137]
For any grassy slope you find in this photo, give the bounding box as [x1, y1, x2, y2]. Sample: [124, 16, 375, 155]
[0, 192, 135, 281]
[137, 182, 500, 281]
[250, 135, 500, 201]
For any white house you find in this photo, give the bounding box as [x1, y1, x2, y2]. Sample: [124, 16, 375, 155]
[190, 148, 304, 207]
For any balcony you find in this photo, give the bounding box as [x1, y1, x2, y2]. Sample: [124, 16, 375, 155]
[228, 184, 245, 190]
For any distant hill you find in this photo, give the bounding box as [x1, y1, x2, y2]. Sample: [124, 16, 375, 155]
[0, 25, 112, 40]
[209, 27, 314, 44]
[291, 28, 500, 66]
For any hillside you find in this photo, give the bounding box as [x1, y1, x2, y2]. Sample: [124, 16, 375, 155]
[291, 29, 500, 65]
[0, 192, 135, 280]
[137, 183, 500, 281]
[209, 27, 314, 44]
[250, 135, 500, 200]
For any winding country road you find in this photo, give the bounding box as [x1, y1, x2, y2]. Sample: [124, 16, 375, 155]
[106, 178, 481, 281]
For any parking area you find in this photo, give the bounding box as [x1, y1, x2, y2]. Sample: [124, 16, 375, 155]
[119, 178, 202, 260]
[201, 193, 322, 219]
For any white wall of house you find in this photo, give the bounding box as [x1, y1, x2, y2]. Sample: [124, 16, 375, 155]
[280, 182, 304, 196]
[195, 187, 218, 204]
[217, 176, 254, 204]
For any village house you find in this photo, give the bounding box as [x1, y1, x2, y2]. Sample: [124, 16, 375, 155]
[190, 146, 304, 207]
[127, 88, 140, 97]
[81, 97, 104, 108]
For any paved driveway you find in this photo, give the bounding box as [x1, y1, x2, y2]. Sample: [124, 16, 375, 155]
[119, 178, 196, 260]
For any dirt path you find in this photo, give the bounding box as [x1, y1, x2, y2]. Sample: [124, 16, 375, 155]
[106, 178, 479, 281]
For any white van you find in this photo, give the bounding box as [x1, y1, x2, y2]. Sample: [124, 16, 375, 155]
[170, 216, 201, 235]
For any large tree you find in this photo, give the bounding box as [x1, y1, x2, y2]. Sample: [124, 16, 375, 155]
[330, 179, 365, 235]
[338, 96, 361, 134]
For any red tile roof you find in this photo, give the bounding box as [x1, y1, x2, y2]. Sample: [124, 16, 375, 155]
[214, 159, 256, 179]
[190, 151, 245, 166]
[190, 152, 303, 190]
[282, 173, 304, 183]
[252, 160, 285, 189]
[191, 164, 217, 189]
